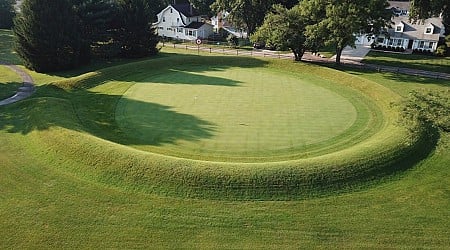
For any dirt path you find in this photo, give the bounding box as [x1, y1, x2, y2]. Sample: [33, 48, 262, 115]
[0, 62, 35, 106]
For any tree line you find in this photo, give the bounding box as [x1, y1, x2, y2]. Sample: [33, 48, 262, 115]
[12, 0, 158, 72]
[1, 0, 448, 71]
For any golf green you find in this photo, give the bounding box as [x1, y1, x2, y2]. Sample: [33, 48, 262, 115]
[116, 66, 369, 161]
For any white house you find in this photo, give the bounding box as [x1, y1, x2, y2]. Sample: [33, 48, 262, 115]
[373, 1, 445, 52]
[153, 3, 214, 41]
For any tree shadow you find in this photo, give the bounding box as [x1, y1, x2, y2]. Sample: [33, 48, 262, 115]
[0, 53, 269, 146]
[142, 68, 242, 86]
[51, 53, 268, 88]
[116, 99, 216, 146]
[320, 63, 450, 87]
[0, 84, 216, 146]
[0, 81, 21, 100]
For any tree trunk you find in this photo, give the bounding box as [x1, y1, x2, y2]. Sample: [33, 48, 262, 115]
[335, 46, 343, 64]
[292, 48, 305, 61]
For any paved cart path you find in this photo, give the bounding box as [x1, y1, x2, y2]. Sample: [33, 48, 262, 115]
[0, 62, 35, 106]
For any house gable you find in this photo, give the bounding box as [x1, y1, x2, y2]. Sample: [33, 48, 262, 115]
[153, 4, 213, 41]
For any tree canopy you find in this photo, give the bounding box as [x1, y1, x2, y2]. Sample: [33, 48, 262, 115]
[14, 0, 84, 72]
[116, 0, 159, 58]
[212, 0, 300, 35]
[306, 0, 391, 64]
[0, 0, 15, 29]
[251, 4, 310, 61]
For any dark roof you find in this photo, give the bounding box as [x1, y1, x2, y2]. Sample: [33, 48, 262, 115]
[172, 4, 200, 17]
[388, 16, 444, 41]
[184, 22, 206, 29]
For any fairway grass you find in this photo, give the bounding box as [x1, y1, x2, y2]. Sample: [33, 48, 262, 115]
[0, 38, 449, 247]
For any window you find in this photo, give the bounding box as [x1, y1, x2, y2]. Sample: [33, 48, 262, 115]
[162, 16, 165, 22]
[419, 41, 425, 48]
[396, 25, 402, 32]
[177, 18, 179, 23]
[170, 8, 172, 13]
[377, 37, 384, 43]
[425, 27, 432, 34]
[158, 27, 163, 30]
[429, 42, 434, 49]
[177, 28, 183, 33]
[396, 39, 402, 46]
[388, 39, 393, 46]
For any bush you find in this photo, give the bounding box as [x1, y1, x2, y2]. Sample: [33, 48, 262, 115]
[227, 34, 239, 48]
[401, 90, 450, 132]
[435, 44, 447, 56]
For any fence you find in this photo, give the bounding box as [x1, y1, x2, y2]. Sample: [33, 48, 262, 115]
[161, 42, 295, 60]
[161, 42, 450, 81]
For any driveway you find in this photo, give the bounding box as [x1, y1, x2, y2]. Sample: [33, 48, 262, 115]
[331, 45, 371, 62]
[0, 63, 35, 106]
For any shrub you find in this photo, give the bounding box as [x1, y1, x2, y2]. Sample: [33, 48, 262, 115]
[434, 45, 447, 56]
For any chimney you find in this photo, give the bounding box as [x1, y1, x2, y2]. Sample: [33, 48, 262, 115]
[190, 4, 193, 15]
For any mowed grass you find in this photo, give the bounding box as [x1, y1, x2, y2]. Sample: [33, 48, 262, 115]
[0, 66, 21, 99]
[362, 50, 450, 73]
[0, 29, 20, 65]
[116, 66, 367, 161]
[0, 37, 449, 248]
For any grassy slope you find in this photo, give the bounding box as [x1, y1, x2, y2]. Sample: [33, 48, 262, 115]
[14, 53, 425, 200]
[0, 67, 21, 99]
[0, 119, 449, 248]
[0, 37, 449, 247]
[362, 50, 450, 74]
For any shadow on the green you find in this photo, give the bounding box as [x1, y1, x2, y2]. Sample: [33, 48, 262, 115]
[0, 53, 268, 146]
[0, 84, 216, 147]
[64, 53, 268, 89]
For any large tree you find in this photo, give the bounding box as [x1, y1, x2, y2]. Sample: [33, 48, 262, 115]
[251, 4, 310, 61]
[306, 0, 391, 64]
[13, 0, 84, 72]
[72, 0, 121, 59]
[116, 0, 158, 58]
[0, 0, 15, 29]
[189, 0, 215, 16]
[212, 0, 276, 35]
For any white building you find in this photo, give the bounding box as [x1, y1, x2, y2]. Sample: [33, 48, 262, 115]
[373, 1, 445, 52]
[153, 3, 214, 41]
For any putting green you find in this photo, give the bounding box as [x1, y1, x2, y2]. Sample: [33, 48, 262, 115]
[116, 66, 371, 161]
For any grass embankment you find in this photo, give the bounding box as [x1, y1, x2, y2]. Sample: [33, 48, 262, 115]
[362, 50, 450, 73]
[0, 64, 448, 247]
[0, 51, 431, 199]
[0, 67, 21, 99]
[0, 31, 448, 247]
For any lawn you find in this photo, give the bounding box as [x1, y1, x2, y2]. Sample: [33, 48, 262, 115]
[116, 65, 374, 161]
[0, 30, 449, 248]
[0, 67, 21, 100]
[362, 50, 450, 74]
